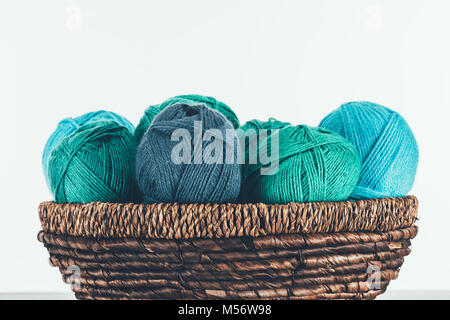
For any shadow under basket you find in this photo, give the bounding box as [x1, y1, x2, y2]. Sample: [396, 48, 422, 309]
[38, 196, 418, 300]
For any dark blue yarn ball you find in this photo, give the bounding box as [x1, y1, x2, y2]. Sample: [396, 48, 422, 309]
[136, 103, 242, 204]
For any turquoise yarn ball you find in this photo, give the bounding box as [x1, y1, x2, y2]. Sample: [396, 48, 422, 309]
[136, 102, 242, 204]
[239, 119, 361, 204]
[42, 110, 135, 186]
[319, 101, 419, 199]
[48, 121, 138, 203]
[134, 94, 240, 143]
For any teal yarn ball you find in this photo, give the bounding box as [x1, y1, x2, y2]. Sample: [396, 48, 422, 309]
[48, 121, 138, 203]
[136, 102, 242, 204]
[42, 110, 135, 186]
[134, 94, 240, 143]
[239, 119, 361, 204]
[239, 117, 291, 132]
[319, 101, 419, 200]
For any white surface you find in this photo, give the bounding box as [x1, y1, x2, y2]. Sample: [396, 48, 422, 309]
[0, 293, 76, 300]
[0, 0, 449, 293]
[0, 291, 449, 300]
[377, 290, 450, 300]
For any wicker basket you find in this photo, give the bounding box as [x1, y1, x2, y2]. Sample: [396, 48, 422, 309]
[38, 196, 418, 300]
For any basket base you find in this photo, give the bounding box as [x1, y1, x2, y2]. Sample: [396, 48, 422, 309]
[38, 226, 417, 300]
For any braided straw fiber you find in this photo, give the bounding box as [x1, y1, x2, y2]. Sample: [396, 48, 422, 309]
[38, 196, 418, 300]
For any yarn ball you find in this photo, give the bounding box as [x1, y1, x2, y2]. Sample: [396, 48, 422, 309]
[136, 102, 241, 204]
[239, 117, 291, 132]
[239, 119, 361, 204]
[48, 121, 138, 203]
[134, 94, 240, 143]
[319, 101, 419, 199]
[42, 110, 134, 186]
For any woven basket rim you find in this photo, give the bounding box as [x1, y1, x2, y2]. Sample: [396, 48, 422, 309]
[39, 196, 418, 240]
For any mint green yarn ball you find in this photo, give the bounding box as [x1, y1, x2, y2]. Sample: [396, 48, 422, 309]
[48, 121, 138, 203]
[134, 94, 240, 142]
[239, 119, 362, 204]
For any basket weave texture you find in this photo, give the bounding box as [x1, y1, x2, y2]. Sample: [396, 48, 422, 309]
[38, 196, 418, 300]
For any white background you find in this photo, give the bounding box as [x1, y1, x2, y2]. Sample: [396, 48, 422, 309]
[1, 0, 449, 294]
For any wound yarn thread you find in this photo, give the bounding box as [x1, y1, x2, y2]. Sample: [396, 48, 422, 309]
[319, 101, 419, 199]
[136, 103, 242, 204]
[42, 110, 134, 187]
[134, 94, 240, 143]
[48, 121, 138, 203]
[239, 119, 361, 204]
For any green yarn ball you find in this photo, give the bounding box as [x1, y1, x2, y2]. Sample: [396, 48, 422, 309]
[48, 121, 138, 203]
[134, 94, 240, 142]
[239, 119, 362, 204]
[239, 117, 291, 132]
